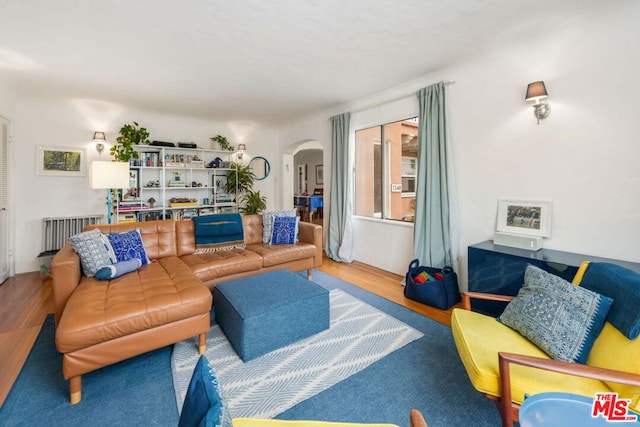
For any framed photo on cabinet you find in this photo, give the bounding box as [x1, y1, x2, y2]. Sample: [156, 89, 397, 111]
[496, 199, 552, 237]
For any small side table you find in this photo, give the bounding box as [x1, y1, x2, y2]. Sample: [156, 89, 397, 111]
[519, 392, 640, 426]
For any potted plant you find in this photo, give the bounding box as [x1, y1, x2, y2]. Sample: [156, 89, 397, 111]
[224, 162, 255, 198]
[240, 190, 267, 214]
[210, 134, 234, 152]
[110, 121, 151, 162]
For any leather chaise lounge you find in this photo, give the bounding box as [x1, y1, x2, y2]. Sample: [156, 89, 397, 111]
[51, 214, 323, 404]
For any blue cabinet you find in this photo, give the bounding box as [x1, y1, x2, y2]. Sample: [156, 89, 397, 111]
[468, 241, 640, 317]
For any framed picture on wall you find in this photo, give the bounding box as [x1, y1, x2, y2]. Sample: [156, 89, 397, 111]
[316, 164, 323, 185]
[496, 199, 552, 237]
[36, 145, 87, 176]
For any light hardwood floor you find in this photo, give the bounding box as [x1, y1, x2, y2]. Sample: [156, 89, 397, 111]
[0, 257, 459, 408]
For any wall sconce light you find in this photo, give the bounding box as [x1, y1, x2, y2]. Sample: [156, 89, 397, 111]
[525, 81, 550, 125]
[237, 143, 246, 160]
[93, 131, 106, 154]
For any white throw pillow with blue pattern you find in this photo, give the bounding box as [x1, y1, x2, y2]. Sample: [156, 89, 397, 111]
[498, 264, 613, 364]
[69, 229, 115, 277]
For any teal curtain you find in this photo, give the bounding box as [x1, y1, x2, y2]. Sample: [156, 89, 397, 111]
[327, 112, 353, 262]
[413, 82, 452, 268]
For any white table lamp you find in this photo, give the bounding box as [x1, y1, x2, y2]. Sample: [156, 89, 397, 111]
[90, 161, 130, 224]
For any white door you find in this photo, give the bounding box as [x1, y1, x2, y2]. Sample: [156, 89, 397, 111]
[0, 116, 9, 284]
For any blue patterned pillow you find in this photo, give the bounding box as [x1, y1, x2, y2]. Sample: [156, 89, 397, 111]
[69, 229, 114, 277]
[178, 355, 232, 427]
[262, 209, 297, 243]
[95, 258, 142, 280]
[106, 230, 150, 265]
[270, 216, 299, 245]
[498, 265, 613, 364]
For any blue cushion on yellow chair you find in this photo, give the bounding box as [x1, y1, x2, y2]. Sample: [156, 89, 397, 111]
[178, 355, 232, 427]
[579, 262, 640, 340]
[498, 265, 613, 364]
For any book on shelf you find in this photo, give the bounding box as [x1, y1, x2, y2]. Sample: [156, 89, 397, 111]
[120, 198, 143, 204]
[118, 212, 138, 223]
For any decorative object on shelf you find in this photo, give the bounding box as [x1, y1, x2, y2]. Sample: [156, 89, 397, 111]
[525, 81, 550, 125]
[178, 142, 198, 149]
[208, 157, 223, 168]
[210, 134, 234, 151]
[93, 131, 106, 155]
[147, 197, 156, 208]
[90, 161, 130, 224]
[111, 121, 151, 162]
[36, 145, 87, 176]
[240, 190, 267, 214]
[169, 197, 197, 207]
[249, 156, 270, 180]
[237, 143, 246, 160]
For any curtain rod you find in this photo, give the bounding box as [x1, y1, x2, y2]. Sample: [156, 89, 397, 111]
[349, 79, 456, 114]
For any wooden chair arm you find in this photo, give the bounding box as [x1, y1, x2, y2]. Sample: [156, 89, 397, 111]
[461, 291, 514, 310]
[497, 352, 640, 427]
[409, 409, 427, 427]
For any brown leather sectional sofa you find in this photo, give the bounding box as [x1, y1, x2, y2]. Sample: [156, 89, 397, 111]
[51, 214, 323, 404]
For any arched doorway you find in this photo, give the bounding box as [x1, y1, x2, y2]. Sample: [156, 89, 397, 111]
[281, 140, 324, 225]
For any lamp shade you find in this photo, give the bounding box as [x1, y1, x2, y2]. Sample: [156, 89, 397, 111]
[93, 131, 106, 141]
[525, 81, 548, 102]
[238, 143, 246, 151]
[90, 161, 130, 189]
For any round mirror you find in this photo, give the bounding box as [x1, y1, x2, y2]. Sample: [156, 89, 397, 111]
[249, 156, 270, 180]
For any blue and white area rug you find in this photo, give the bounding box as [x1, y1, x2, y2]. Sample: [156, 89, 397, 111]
[171, 289, 424, 419]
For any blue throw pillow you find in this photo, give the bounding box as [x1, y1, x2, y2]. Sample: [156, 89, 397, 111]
[270, 216, 299, 245]
[107, 230, 150, 265]
[262, 209, 297, 243]
[68, 229, 114, 277]
[178, 355, 232, 427]
[579, 262, 640, 339]
[95, 258, 142, 281]
[498, 265, 613, 364]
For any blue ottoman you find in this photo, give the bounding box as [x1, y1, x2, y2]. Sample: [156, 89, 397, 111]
[213, 270, 330, 362]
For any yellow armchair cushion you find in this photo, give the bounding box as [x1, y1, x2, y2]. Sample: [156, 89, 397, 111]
[587, 322, 640, 412]
[451, 308, 611, 404]
[232, 419, 398, 427]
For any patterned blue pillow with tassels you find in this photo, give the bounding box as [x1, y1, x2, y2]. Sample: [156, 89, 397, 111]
[498, 264, 613, 364]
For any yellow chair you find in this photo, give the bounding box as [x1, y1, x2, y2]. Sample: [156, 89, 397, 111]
[451, 261, 640, 426]
[232, 409, 427, 427]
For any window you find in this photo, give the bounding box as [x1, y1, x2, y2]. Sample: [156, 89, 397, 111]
[354, 117, 418, 222]
[401, 157, 417, 194]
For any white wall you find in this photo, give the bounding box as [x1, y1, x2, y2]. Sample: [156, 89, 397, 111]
[281, 3, 640, 281]
[12, 96, 277, 273]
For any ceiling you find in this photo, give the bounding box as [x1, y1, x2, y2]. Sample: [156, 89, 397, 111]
[0, 0, 605, 126]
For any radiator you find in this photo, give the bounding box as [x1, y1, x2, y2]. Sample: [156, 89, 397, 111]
[41, 214, 104, 253]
